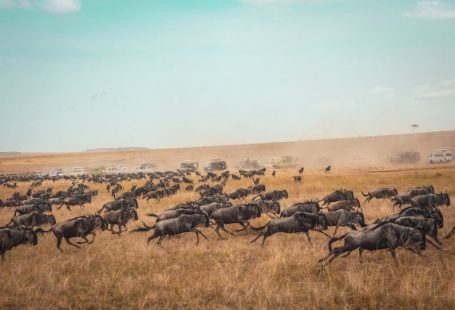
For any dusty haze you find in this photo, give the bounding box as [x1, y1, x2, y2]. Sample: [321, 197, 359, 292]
[0, 130, 453, 173]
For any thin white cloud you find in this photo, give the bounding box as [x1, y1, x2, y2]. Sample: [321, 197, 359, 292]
[0, 0, 80, 13]
[371, 86, 396, 97]
[413, 79, 455, 99]
[404, 1, 455, 20]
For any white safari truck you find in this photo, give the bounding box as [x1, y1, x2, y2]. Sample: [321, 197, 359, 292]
[428, 148, 452, 164]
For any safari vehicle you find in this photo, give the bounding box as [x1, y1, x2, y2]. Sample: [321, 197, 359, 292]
[204, 159, 227, 172]
[389, 151, 420, 164]
[429, 148, 452, 164]
[69, 167, 85, 176]
[181, 160, 199, 172]
[137, 163, 155, 173]
[268, 156, 298, 169]
[237, 158, 263, 170]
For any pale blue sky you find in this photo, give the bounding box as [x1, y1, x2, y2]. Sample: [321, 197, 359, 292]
[1, 0, 454, 152]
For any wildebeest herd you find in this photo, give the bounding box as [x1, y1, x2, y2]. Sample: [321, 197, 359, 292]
[0, 168, 452, 268]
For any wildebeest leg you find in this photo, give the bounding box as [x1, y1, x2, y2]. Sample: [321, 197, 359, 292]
[64, 237, 81, 249]
[222, 226, 235, 236]
[215, 224, 224, 239]
[236, 222, 249, 232]
[444, 226, 455, 239]
[88, 232, 96, 244]
[340, 250, 354, 258]
[349, 224, 357, 230]
[304, 231, 312, 246]
[56, 236, 63, 251]
[156, 235, 165, 245]
[359, 248, 364, 262]
[66, 205, 71, 211]
[147, 233, 159, 244]
[194, 229, 209, 241]
[250, 233, 264, 244]
[390, 250, 398, 266]
[76, 236, 90, 244]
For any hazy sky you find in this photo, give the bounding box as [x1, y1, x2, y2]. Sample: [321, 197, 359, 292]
[1, 0, 454, 152]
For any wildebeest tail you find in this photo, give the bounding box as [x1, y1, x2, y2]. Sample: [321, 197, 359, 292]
[361, 191, 369, 197]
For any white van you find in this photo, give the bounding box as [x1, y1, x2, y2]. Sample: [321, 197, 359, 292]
[429, 149, 452, 164]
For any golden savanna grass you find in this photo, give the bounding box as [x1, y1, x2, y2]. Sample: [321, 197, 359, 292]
[0, 167, 454, 309]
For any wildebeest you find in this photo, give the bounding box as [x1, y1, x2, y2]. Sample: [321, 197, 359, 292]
[410, 193, 450, 209]
[281, 201, 321, 218]
[103, 208, 138, 234]
[196, 194, 230, 206]
[249, 184, 266, 195]
[361, 188, 398, 203]
[252, 190, 288, 201]
[0, 226, 39, 260]
[324, 209, 367, 230]
[200, 202, 231, 217]
[376, 206, 444, 229]
[14, 203, 52, 216]
[272, 171, 276, 177]
[250, 211, 327, 246]
[293, 176, 302, 183]
[60, 195, 92, 210]
[228, 188, 251, 200]
[391, 193, 413, 209]
[97, 198, 139, 213]
[3, 212, 56, 228]
[393, 216, 441, 244]
[52, 215, 107, 250]
[325, 165, 331, 173]
[408, 185, 434, 196]
[146, 207, 203, 226]
[250, 200, 281, 218]
[319, 222, 441, 266]
[20, 198, 46, 206]
[231, 174, 241, 180]
[299, 167, 304, 174]
[134, 213, 210, 246]
[320, 189, 354, 206]
[327, 198, 361, 212]
[211, 204, 262, 238]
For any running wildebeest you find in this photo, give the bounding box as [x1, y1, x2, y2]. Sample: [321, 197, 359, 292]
[60, 195, 92, 210]
[97, 198, 139, 213]
[327, 198, 361, 212]
[320, 189, 354, 206]
[210, 204, 262, 238]
[13, 203, 52, 216]
[133, 213, 210, 246]
[361, 188, 398, 203]
[293, 176, 302, 183]
[0, 226, 39, 260]
[280, 201, 321, 218]
[252, 190, 288, 201]
[272, 171, 276, 177]
[228, 188, 251, 200]
[249, 184, 266, 195]
[103, 208, 138, 234]
[298, 167, 304, 174]
[319, 222, 442, 267]
[52, 215, 107, 250]
[410, 193, 450, 209]
[3, 212, 56, 228]
[250, 211, 328, 246]
[325, 165, 331, 173]
[324, 209, 367, 230]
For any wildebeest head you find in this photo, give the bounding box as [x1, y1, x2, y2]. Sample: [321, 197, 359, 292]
[354, 211, 367, 227]
[17, 226, 39, 246]
[271, 201, 281, 214]
[93, 215, 108, 231]
[129, 209, 139, 221]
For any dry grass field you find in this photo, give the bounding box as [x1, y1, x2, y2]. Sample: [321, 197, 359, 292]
[0, 167, 454, 309]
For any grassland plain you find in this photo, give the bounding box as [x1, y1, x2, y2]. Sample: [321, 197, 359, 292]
[0, 167, 454, 309]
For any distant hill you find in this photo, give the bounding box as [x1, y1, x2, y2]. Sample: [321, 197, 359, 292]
[85, 147, 149, 152]
[0, 152, 22, 157]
